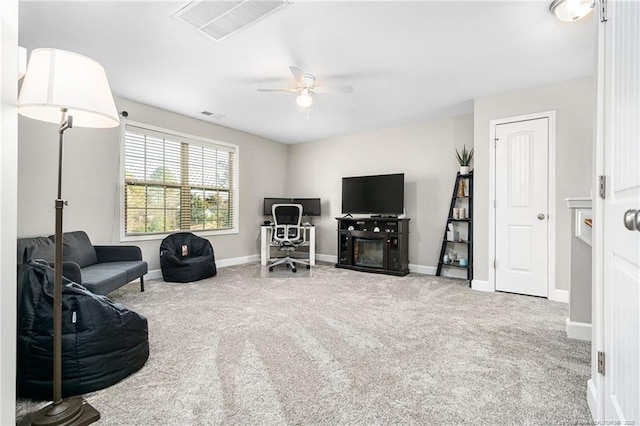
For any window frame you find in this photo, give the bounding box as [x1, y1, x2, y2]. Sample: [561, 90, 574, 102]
[119, 119, 240, 242]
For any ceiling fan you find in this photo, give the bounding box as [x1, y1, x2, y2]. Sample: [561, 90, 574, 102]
[258, 66, 353, 108]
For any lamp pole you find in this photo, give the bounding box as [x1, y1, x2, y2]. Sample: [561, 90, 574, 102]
[32, 108, 100, 426]
[53, 109, 71, 405]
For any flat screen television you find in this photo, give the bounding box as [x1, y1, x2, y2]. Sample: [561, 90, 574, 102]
[341, 173, 404, 216]
[263, 197, 322, 216]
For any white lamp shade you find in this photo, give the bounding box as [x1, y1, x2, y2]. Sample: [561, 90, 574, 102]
[18, 48, 120, 128]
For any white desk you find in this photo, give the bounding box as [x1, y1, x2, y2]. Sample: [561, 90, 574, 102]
[260, 224, 315, 266]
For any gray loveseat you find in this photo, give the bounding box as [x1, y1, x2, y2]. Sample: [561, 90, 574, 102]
[17, 231, 147, 295]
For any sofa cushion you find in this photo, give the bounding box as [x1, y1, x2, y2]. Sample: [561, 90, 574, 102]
[80, 265, 128, 296]
[17, 237, 54, 265]
[50, 231, 98, 268]
[84, 261, 147, 284]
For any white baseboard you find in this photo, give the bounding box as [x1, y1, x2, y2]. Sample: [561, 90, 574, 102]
[409, 264, 437, 275]
[471, 279, 493, 292]
[216, 254, 260, 268]
[315, 253, 337, 263]
[146, 269, 163, 280]
[550, 289, 570, 303]
[145, 254, 261, 281]
[565, 317, 592, 341]
[587, 379, 598, 421]
[316, 256, 437, 275]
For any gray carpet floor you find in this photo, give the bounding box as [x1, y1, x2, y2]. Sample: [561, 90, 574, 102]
[17, 262, 592, 425]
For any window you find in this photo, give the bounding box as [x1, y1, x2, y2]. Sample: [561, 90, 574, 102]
[122, 123, 238, 237]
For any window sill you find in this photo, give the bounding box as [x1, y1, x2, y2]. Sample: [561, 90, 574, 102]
[120, 227, 238, 243]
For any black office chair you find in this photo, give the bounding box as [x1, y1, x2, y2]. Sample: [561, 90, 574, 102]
[269, 204, 310, 273]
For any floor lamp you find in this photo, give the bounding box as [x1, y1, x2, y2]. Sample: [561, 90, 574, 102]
[18, 48, 120, 426]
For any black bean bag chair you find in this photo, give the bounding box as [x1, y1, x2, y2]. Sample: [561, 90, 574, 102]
[17, 259, 149, 399]
[159, 232, 217, 282]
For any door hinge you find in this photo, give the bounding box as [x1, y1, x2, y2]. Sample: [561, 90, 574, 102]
[493, 200, 496, 208]
[600, 0, 607, 22]
[599, 175, 606, 199]
[493, 260, 496, 269]
[597, 351, 605, 375]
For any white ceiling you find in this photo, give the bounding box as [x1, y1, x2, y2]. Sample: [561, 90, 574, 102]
[18, 1, 595, 144]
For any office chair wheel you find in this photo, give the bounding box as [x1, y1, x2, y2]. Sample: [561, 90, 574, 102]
[269, 266, 273, 272]
[306, 265, 311, 269]
[286, 263, 290, 268]
[292, 268, 297, 273]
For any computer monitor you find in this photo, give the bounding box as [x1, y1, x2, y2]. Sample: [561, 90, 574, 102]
[293, 198, 321, 216]
[263, 198, 291, 216]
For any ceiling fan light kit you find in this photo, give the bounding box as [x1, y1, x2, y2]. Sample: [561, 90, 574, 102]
[296, 90, 313, 108]
[258, 65, 353, 112]
[550, 0, 594, 22]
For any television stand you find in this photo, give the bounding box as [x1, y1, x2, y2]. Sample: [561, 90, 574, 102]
[370, 214, 398, 218]
[335, 217, 409, 276]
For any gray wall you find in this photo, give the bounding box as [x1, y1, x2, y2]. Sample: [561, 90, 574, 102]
[287, 114, 474, 271]
[16, 77, 594, 286]
[18, 97, 288, 271]
[473, 77, 594, 293]
[1, 0, 18, 422]
[570, 217, 592, 323]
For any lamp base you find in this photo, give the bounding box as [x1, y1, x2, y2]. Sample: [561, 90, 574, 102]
[31, 397, 100, 426]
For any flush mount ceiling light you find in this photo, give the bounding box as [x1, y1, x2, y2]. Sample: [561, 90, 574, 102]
[550, 0, 595, 22]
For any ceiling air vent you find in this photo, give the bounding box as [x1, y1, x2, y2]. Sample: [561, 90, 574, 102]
[173, 0, 291, 41]
[200, 111, 225, 120]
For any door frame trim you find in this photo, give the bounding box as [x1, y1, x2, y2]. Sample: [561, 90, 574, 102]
[488, 111, 557, 299]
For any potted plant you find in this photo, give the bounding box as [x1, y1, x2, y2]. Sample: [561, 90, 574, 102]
[456, 145, 474, 175]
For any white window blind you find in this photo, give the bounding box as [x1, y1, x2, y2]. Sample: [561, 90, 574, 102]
[123, 123, 237, 236]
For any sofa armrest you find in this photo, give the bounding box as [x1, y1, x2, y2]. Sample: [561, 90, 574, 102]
[46, 261, 82, 284]
[41, 260, 82, 284]
[94, 245, 143, 263]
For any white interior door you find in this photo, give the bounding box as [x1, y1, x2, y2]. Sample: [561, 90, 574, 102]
[601, 0, 640, 421]
[494, 118, 549, 297]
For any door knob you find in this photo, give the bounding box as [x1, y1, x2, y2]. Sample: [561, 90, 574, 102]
[537, 213, 546, 220]
[623, 209, 639, 231]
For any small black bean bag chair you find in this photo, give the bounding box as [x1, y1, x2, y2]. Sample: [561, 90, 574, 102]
[159, 232, 217, 282]
[17, 259, 149, 399]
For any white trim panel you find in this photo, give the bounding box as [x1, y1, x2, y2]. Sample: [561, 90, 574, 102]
[315, 253, 337, 264]
[471, 279, 494, 292]
[409, 264, 437, 275]
[587, 379, 598, 421]
[566, 197, 593, 209]
[565, 317, 592, 341]
[550, 289, 569, 303]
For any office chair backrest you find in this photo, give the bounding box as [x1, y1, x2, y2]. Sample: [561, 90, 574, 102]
[272, 204, 303, 243]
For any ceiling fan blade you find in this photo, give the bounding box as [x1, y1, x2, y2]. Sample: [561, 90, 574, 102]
[289, 65, 304, 83]
[257, 88, 299, 93]
[312, 86, 354, 94]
